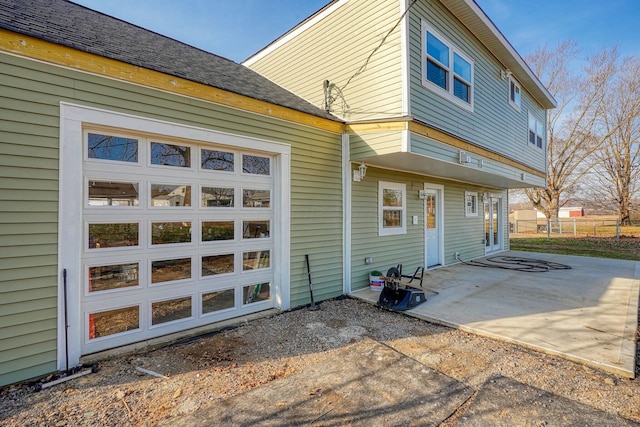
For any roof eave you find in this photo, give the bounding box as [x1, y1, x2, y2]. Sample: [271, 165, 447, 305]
[440, 0, 557, 109]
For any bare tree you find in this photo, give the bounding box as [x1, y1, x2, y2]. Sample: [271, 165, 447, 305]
[589, 57, 640, 225]
[523, 42, 621, 218]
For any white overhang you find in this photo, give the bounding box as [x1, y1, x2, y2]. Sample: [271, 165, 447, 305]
[356, 151, 543, 189]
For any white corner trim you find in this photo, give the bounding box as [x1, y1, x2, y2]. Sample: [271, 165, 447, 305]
[342, 133, 352, 294]
[402, 128, 411, 152]
[400, 0, 411, 117]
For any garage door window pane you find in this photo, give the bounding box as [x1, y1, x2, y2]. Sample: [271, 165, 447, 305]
[243, 189, 270, 208]
[202, 221, 234, 241]
[243, 282, 270, 304]
[89, 306, 139, 339]
[152, 297, 192, 325]
[151, 184, 191, 207]
[89, 263, 139, 292]
[89, 223, 138, 249]
[243, 250, 270, 270]
[202, 254, 234, 276]
[202, 289, 235, 314]
[152, 222, 192, 245]
[151, 258, 192, 283]
[151, 142, 191, 167]
[88, 133, 138, 163]
[242, 154, 270, 175]
[202, 187, 234, 207]
[201, 149, 234, 171]
[243, 220, 270, 238]
[88, 181, 139, 207]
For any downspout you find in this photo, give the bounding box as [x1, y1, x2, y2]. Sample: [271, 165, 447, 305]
[342, 132, 352, 294]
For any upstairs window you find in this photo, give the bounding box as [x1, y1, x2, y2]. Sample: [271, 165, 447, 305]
[528, 112, 544, 149]
[509, 77, 521, 110]
[422, 21, 474, 110]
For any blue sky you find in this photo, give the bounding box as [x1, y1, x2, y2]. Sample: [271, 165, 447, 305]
[72, 0, 639, 63]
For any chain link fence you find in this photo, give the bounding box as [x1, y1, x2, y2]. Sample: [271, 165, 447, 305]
[510, 218, 623, 238]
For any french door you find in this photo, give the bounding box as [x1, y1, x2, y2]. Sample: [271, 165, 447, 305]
[484, 194, 502, 253]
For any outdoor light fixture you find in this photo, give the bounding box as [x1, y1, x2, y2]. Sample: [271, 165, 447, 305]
[353, 161, 367, 182]
[501, 69, 512, 80]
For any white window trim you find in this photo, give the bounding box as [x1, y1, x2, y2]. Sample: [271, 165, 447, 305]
[528, 111, 544, 149]
[379, 181, 406, 236]
[509, 76, 521, 111]
[421, 20, 474, 112]
[465, 191, 478, 217]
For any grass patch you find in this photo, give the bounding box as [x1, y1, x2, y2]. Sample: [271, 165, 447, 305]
[510, 236, 640, 261]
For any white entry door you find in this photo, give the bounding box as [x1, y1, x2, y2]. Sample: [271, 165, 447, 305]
[424, 185, 443, 268]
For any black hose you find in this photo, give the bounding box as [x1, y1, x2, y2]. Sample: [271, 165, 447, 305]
[456, 255, 572, 272]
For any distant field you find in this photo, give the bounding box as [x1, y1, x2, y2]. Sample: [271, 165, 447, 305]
[510, 215, 640, 238]
[509, 235, 640, 261]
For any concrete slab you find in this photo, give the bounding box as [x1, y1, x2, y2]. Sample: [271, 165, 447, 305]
[353, 251, 639, 377]
[456, 375, 640, 426]
[165, 338, 474, 426]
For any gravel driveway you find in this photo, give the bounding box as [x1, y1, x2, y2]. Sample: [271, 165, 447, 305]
[1, 297, 638, 426]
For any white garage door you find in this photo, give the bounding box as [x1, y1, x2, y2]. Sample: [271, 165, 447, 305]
[66, 117, 280, 356]
[59, 105, 291, 367]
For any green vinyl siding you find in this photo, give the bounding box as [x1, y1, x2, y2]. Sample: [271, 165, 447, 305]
[409, 132, 546, 188]
[350, 130, 404, 158]
[408, 0, 546, 173]
[247, 0, 404, 121]
[350, 168, 506, 289]
[351, 168, 425, 290]
[443, 185, 509, 261]
[0, 52, 343, 386]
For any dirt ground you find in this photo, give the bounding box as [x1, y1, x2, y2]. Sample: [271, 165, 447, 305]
[1, 297, 639, 426]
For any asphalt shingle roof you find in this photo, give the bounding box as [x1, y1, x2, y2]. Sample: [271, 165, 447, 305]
[0, 0, 338, 121]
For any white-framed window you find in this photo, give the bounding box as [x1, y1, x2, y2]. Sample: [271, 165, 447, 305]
[379, 181, 406, 236]
[509, 77, 521, 110]
[465, 191, 478, 217]
[528, 112, 544, 149]
[422, 21, 474, 110]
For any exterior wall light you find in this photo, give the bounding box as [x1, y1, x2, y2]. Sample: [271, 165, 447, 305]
[353, 162, 367, 182]
[501, 69, 512, 80]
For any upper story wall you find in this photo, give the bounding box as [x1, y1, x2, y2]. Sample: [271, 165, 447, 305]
[245, 0, 405, 122]
[408, 0, 547, 173]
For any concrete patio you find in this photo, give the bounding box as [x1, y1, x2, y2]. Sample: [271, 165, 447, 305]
[351, 251, 639, 377]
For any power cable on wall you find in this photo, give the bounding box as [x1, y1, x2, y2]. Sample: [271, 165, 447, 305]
[324, 0, 419, 115]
